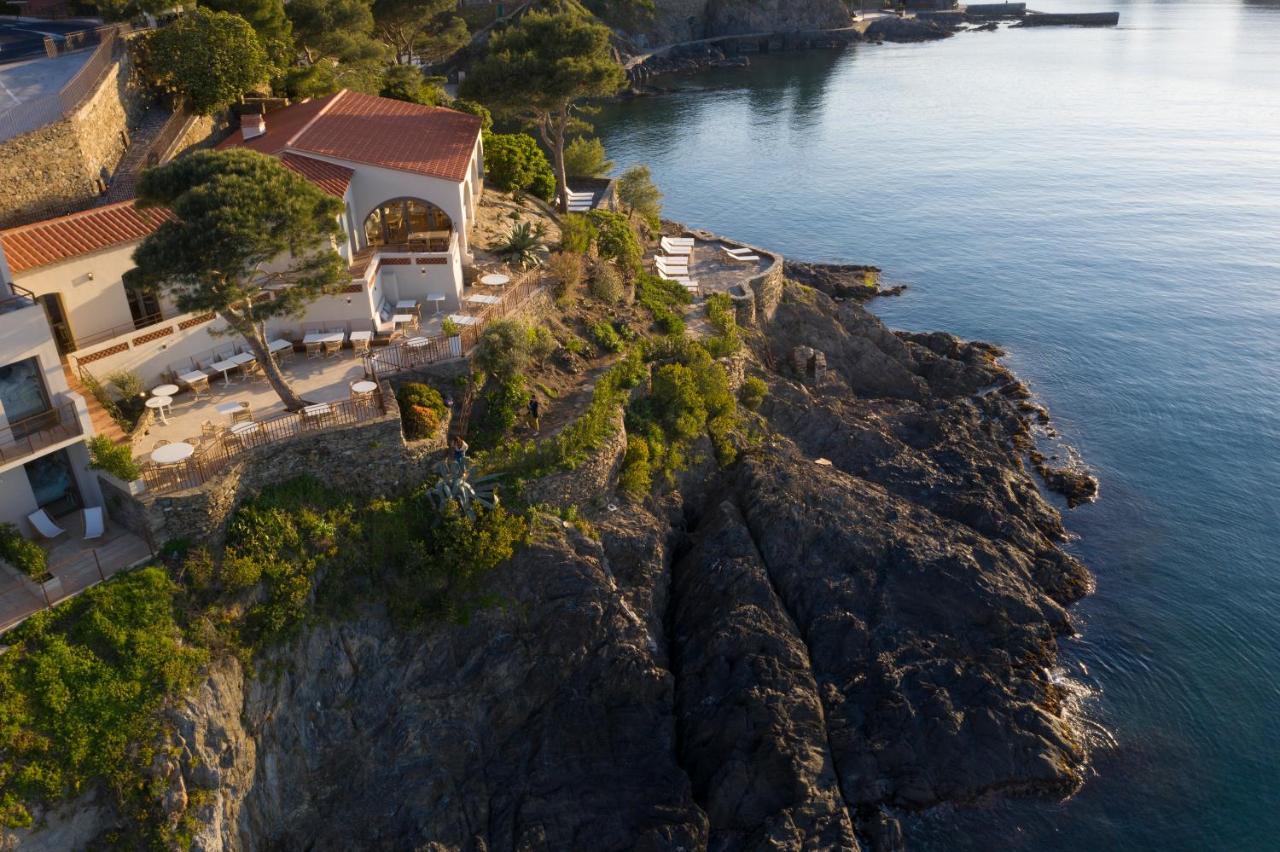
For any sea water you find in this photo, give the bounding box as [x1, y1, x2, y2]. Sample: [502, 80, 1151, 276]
[594, 1, 1280, 847]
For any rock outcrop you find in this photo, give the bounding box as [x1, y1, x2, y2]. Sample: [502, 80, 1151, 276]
[642, 0, 851, 45]
[13, 282, 1094, 851]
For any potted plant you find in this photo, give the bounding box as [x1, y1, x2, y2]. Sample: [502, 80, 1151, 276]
[442, 316, 463, 358]
[87, 435, 146, 494]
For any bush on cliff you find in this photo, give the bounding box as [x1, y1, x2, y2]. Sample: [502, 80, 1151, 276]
[397, 383, 448, 440]
[0, 568, 206, 829]
[482, 132, 556, 201]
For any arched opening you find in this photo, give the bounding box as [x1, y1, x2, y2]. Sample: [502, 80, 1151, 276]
[363, 198, 453, 251]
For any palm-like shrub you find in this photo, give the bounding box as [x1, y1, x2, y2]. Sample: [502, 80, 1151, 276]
[424, 458, 502, 520]
[493, 221, 547, 270]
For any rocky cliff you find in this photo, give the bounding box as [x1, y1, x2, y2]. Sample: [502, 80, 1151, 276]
[638, 0, 851, 47]
[13, 281, 1093, 851]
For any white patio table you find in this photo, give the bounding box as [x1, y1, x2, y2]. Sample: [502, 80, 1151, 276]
[151, 441, 194, 465]
[145, 395, 173, 424]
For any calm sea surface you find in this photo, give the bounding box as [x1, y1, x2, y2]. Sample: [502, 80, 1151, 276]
[595, 2, 1280, 848]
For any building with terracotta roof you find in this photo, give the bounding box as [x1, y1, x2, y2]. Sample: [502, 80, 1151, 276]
[0, 90, 486, 536]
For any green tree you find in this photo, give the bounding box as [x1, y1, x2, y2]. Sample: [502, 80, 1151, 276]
[131, 150, 347, 411]
[143, 8, 269, 115]
[372, 0, 469, 65]
[482, 132, 555, 200]
[474, 319, 530, 382]
[95, 0, 172, 22]
[203, 0, 294, 65]
[463, 8, 625, 212]
[288, 0, 390, 91]
[379, 64, 445, 104]
[617, 164, 662, 228]
[564, 136, 613, 178]
[450, 98, 493, 130]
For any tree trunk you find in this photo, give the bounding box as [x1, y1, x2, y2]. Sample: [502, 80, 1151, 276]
[223, 313, 308, 411]
[549, 110, 569, 214]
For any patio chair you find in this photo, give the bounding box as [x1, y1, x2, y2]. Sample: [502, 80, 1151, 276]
[351, 336, 370, 357]
[231, 406, 254, 425]
[200, 420, 222, 443]
[242, 360, 265, 382]
[322, 338, 343, 358]
[306, 340, 323, 358]
[180, 371, 210, 399]
[27, 508, 66, 540]
[83, 506, 104, 540]
[154, 439, 171, 449]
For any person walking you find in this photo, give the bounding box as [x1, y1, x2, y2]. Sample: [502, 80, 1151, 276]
[451, 433, 468, 466]
[527, 396, 540, 435]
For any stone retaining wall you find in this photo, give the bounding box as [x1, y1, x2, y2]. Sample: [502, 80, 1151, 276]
[0, 50, 149, 227]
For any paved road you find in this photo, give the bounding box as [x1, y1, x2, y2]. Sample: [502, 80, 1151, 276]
[0, 17, 98, 62]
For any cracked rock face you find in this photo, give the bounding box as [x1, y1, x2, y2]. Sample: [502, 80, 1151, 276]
[18, 283, 1092, 851]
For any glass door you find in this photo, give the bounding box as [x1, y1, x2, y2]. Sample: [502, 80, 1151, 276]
[24, 449, 81, 517]
[126, 287, 162, 329]
[0, 356, 52, 440]
[36, 293, 75, 355]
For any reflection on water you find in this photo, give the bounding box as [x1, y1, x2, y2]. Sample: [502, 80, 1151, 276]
[594, 0, 1280, 848]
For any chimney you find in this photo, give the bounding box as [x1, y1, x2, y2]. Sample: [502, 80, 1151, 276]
[242, 113, 266, 140]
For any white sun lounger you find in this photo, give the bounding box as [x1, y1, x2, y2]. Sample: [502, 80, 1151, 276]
[663, 236, 695, 246]
[655, 254, 688, 269]
[660, 237, 693, 255]
[28, 508, 65, 540]
[722, 245, 757, 257]
[721, 246, 761, 262]
[83, 506, 104, 540]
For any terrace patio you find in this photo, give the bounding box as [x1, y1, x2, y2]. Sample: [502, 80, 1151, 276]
[0, 514, 152, 633]
[650, 236, 773, 297]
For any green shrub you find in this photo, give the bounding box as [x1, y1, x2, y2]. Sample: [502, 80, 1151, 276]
[0, 568, 206, 828]
[528, 325, 558, 367]
[563, 335, 588, 357]
[636, 273, 689, 336]
[482, 131, 555, 200]
[559, 214, 593, 254]
[450, 98, 493, 130]
[105, 369, 144, 401]
[616, 164, 662, 229]
[0, 523, 47, 580]
[470, 375, 530, 451]
[739, 376, 768, 411]
[705, 292, 742, 357]
[587, 210, 641, 273]
[546, 250, 584, 304]
[591, 320, 624, 353]
[564, 136, 613, 177]
[397, 383, 448, 440]
[587, 260, 623, 304]
[87, 434, 141, 481]
[442, 316, 462, 337]
[474, 319, 531, 382]
[619, 435, 652, 497]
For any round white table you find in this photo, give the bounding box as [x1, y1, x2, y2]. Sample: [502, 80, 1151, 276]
[145, 395, 173, 424]
[479, 273, 510, 288]
[230, 421, 260, 435]
[151, 441, 194, 465]
[151, 383, 179, 398]
[351, 380, 378, 394]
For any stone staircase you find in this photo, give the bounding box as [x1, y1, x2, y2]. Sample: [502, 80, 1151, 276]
[62, 364, 128, 445]
[101, 104, 175, 205]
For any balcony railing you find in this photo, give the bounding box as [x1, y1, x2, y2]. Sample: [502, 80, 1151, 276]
[0, 401, 83, 468]
[137, 390, 388, 495]
[70, 311, 169, 352]
[0, 282, 37, 317]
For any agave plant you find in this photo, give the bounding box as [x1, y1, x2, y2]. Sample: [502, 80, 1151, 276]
[424, 457, 501, 519]
[493, 221, 547, 270]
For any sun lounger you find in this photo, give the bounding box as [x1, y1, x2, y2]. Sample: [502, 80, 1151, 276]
[722, 245, 757, 257]
[663, 236, 695, 246]
[660, 237, 693, 256]
[721, 246, 761, 262]
[655, 256, 688, 271]
[27, 508, 65, 540]
[83, 506, 104, 540]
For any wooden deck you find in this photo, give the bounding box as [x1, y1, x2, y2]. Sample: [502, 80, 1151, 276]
[0, 519, 153, 634]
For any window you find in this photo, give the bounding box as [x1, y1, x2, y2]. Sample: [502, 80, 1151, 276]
[362, 198, 453, 250]
[0, 357, 51, 437]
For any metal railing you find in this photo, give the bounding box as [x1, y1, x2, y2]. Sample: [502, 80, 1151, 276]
[0, 25, 123, 142]
[137, 389, 388, 494]
[0, 281, 38, 316]
[69, 310, 168, 352]
[0, 400, 83, 466]
[363, 269, 543, 378]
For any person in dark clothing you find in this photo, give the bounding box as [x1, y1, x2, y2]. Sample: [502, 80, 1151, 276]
[451, 434, 468, 466]
[528, 396, 540, 435]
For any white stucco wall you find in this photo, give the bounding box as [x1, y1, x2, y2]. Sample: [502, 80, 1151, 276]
[11, 244, 143, 348]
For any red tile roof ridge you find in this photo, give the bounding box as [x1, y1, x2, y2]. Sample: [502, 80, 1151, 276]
[284, 88, 348, 151]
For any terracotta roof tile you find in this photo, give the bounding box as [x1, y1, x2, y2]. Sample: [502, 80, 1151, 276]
[0, 202, 170, 275]
[219, 90, 481, 183]
[279, 153, 354, 198]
